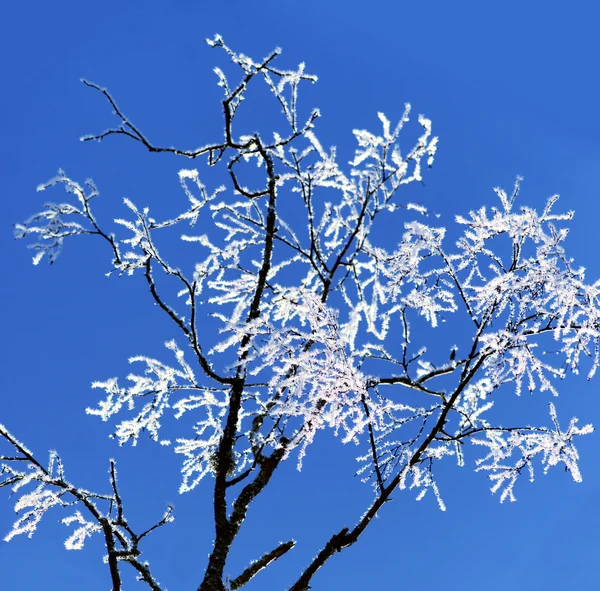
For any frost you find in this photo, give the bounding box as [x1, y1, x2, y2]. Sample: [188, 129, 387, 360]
[9, 35, 599, 572]
[473, 403, 593, 502]
[88, 340, 199, 446]
[4, 486, 63, 542]
[62, 511, 102, 550]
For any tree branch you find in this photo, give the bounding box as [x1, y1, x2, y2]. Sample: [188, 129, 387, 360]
[231, 540, 295, 589]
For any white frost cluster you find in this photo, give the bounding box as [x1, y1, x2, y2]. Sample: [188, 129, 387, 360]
[62, 511, 102, 550]
[88, 339, 200, 446]
[473, 403, 593, 502]
[14, 171, 102, 265]
[4, 485, 63, 542]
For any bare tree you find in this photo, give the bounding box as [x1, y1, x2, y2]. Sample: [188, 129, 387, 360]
[4, 36, 597, 591]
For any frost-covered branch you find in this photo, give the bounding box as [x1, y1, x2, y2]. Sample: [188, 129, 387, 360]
[0, 425, 168, 591]
[14, 171, 121, 266]
[230, 539, 295, 589]
[11, 35, 599, 591]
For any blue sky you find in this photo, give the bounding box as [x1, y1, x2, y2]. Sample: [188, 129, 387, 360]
[2, 1, 600, 589]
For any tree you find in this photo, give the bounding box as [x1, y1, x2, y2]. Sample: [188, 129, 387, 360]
[3, 36, 597, 591]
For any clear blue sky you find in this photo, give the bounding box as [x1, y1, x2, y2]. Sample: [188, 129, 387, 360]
[2, 1, 600, 589]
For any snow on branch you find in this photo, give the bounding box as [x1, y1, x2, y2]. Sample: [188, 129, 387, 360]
[473, 403, 593, 502]
[1, 424, 168, 588]
[14, 171, 121, 266]
[88, 339, 201, 445]
[10, 34, 600, 591]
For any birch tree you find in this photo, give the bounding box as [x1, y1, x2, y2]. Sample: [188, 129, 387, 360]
[3, 36, 597, 591]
